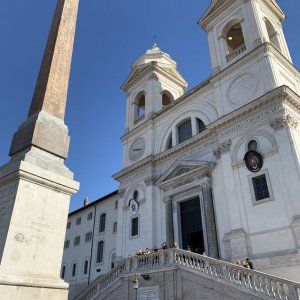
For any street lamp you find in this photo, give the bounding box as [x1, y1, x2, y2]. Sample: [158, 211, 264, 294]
[133, 275, 139, 289]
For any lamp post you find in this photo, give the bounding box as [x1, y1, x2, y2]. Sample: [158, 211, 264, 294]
[133, 274, 139, 300]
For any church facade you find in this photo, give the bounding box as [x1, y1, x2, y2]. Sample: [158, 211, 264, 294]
[62, 0, 300, 290]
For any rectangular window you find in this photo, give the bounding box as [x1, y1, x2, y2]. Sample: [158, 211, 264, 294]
[67, 222, 71, 229]
[252, 174, 270, 201]
[131, 217, 139, 237]
[85, 232, 93, 242]
[76, 217, 81, 225]
[87, 212, 93, 221]
[113, 222, 117, 233]
[96, 241, 104, 263]
[64, 240, 70, 249]
[114, 200, 118, 210]
[99, 213, 106, 233]
[74, 236, 80, 246]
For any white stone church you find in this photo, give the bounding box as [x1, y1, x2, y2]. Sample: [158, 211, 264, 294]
[62, 0, 300, 297]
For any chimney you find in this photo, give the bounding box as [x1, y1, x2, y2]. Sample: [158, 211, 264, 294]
[84, 197, 89, 206]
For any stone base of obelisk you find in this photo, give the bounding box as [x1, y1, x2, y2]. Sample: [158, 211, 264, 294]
[0, 277, 68, 300]
[0, 147, 79, 300]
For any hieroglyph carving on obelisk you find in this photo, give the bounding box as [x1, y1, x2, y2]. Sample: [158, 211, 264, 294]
[0, 0, 80, 299]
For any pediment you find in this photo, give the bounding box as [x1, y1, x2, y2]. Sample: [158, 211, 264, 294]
[122, 63, 188, 92]
[156, 160, 215, 187]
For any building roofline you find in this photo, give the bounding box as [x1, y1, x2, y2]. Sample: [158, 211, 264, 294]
[68, 190, 118, 217]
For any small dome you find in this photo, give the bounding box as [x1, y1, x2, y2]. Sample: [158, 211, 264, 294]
[133, 43, 174, 68]
[145, 43, 170, 57]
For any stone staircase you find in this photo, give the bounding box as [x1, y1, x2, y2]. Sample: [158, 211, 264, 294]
[74, 249, 300, 300]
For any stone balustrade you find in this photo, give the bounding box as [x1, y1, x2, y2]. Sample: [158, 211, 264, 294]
[74, 249, 300, 300]
[226, 43, 247, 62]
[134, 115, 145, 124]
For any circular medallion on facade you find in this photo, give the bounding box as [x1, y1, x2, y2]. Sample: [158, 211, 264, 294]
[129, 199, 139, 215]
[129, 137, 145, 161]
[244, 151, 263, 172]
[228, 74, 256, 105]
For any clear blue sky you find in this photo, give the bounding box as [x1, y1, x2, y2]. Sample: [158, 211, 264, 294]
[0, 0, 299, 212]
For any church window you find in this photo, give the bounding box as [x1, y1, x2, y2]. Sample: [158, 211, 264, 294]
[96, 241, 104, 263]
[64, 240, 70, 249]
[113, 222, 117, 233]
[133, 190, 138, 200]
[252, 174, 270, 201]
[74, 236, 80, 246]
[67, 221, 71, 229]
[87, 212, 93, 220]
[61, 266, 66, 279]
[166, 134, 173, 150]
[99, 213, 106, 232]
[114, 200, 118, 209]
[111, 253, 116, 269]
[265, 18, 281, 51]
[225, 22, 246, 61]
[197, 118, 206, 134]
[85, 232, 93, 242]
[162, 91, 173, 108]
[83, 260, 89, 275]
[72, 263, 76, 277]
[76, 217, 81, 225]
[178, 119, 192, 144]
[137, 94, 145, 117]
[131, 217, 139, 237]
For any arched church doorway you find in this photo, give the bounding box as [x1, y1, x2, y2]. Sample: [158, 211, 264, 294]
[180, 197, 205, 254]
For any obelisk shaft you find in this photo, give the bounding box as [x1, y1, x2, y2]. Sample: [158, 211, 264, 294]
[0, 1, 80, 298]
[29, 0, 78, 120]
[9, 0, 79, 158]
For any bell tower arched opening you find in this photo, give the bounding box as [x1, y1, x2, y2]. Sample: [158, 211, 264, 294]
[264, 18, 281, 51]
[162, 90, 173, 108]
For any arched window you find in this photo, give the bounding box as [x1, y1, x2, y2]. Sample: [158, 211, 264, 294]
[178, 119, 192, 144]
[197, 118, 206, 134]
[225, 21, 246, 61]
[162, 91, 173, 108]
[84, 260, 89, 275]
[72, 263, 76, 277]
[136, 94, 145, 117]
[265, 19, 281, 50]
[99, 213, 106, 232]
[166, 134, 173, 150]
[111, 253, 116, 269]
[96, 241, 104, 263]
[226, 23, 245, 53]
[61, 266, 66, 279]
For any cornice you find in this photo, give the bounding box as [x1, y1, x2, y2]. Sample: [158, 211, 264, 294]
[122, 62, 187, 92]
[115, 85, 300, 183]
[209, 85, 289, 131]
[113, 155, 154, 181]
[199, 0, 236, 29]
[122, 42, 300, 142]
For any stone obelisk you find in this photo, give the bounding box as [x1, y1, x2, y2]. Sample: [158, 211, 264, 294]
[0, 0, 79, 299]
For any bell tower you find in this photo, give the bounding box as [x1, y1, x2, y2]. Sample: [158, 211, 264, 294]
[122, 44, 187, 134]
[121, 45, 188, 168]
[199, 0, 291, 74]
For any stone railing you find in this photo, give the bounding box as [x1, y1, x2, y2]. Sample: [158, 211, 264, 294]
[226, 43, 246, 62]
[74, 249, 300, 300]
[134, 115, 145, 124]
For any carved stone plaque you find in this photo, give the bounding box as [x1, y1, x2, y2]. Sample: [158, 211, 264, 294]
[138, 286, 159, 300]
[228, 74, 256, 105]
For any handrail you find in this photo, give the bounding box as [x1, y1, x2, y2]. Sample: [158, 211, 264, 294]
[74, 249, 300, 300]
